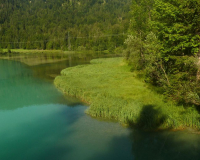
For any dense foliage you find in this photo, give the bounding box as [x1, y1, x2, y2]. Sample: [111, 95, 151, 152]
[125, 0, 200, 105]
[0, 0, 131, 51]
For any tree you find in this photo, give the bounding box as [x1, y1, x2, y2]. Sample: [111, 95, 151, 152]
[152, 0, 200, 57]
[127, 0, 154, 68]
[0, 0, 131, 50]
[129, 0, 154, 37]
[126, 0, 200, 105]
[151, 0, 200, 104]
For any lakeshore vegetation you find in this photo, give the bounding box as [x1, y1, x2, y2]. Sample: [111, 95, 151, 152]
[54, 0, 200, 130]
[1, 0, 200, 129]
[54, 58, 200, 129]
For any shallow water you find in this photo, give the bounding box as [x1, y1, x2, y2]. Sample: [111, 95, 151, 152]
[0, 60, 133, 160]
[1, 59, 200, 160]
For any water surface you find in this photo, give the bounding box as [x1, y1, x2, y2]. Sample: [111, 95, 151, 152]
[1, 59, 200, 160]
[0, 60, 133, 160]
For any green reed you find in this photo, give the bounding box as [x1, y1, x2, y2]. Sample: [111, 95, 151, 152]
[54, 57, 200, 130]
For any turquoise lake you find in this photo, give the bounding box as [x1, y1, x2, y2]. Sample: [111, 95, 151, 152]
[1, 59, 200, 160]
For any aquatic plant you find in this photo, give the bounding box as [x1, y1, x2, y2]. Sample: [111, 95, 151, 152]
[54, 58, 200, 130]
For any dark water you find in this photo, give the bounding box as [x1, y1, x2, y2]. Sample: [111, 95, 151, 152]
[1, 59, 200, 160]
[30, 56, 92, 81]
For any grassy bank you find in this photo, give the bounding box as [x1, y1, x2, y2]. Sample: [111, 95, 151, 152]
[54, 58, 200, 130]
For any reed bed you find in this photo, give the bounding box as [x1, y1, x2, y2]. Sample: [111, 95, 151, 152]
[54, 57, 200, 130]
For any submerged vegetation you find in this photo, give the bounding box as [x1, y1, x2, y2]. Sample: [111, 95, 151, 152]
[0, 49, 69, 65]
[0, 48, 120, 66]
[55, 58, 200, 130]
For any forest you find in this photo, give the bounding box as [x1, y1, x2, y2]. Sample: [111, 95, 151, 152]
[125, 0, 200, 106]
[0, 0, 131, 52]
[1, 0, 200, 106]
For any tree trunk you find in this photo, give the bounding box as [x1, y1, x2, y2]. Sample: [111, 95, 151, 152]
[160, 61, 170, 86]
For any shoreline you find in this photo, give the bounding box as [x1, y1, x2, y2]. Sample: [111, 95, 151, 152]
[0, 49, 120, 66]
[54, 57, 200, 130]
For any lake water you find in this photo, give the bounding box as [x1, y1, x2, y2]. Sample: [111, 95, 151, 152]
[1, 59, 200, 160]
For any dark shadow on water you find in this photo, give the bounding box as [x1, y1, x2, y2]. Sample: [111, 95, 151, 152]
[126, 105, 200, 160]
[88, 127, 200, 160]
[88, 134, 133, 160]
[130, 129, 200, 160]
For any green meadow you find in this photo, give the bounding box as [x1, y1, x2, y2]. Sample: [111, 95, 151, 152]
[55, 57, 200, 130]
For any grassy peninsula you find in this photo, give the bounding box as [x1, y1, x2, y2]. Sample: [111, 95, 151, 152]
[54, 57, 200, 130]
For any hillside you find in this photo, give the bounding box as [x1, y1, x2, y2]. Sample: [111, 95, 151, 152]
[0, 0, 131, 51]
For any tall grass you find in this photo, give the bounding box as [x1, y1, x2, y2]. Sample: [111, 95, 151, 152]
[54, 57, 200, 130]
